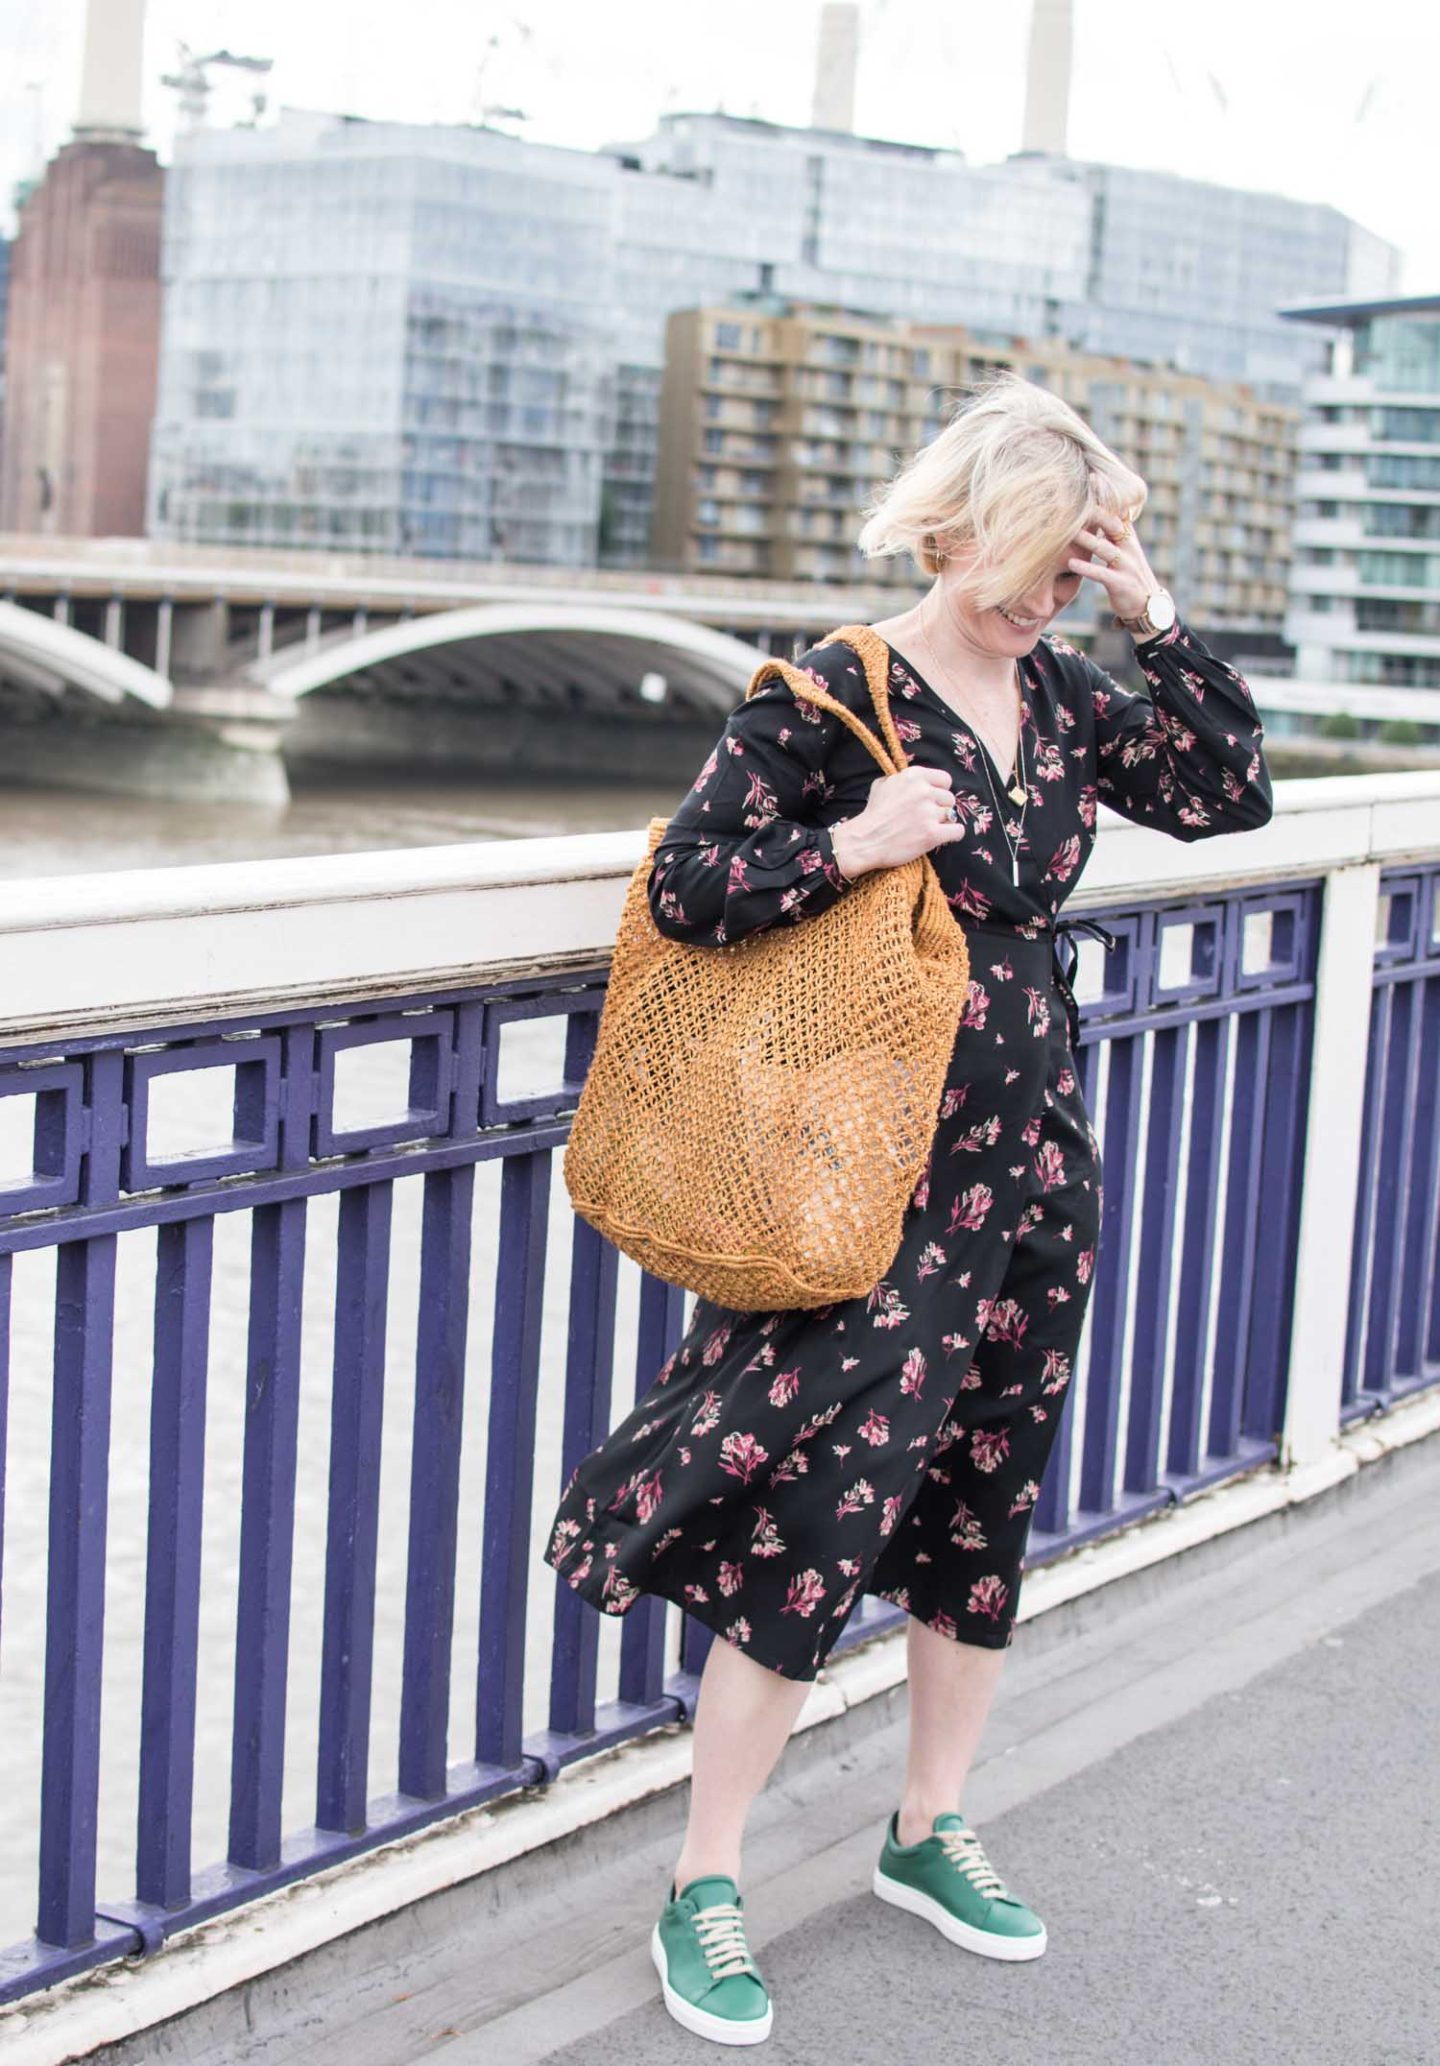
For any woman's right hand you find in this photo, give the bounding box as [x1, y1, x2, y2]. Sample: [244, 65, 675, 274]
[830, 765, 968, 881]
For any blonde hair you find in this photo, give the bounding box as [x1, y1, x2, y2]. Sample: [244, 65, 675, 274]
[856, 368, 1148, 611]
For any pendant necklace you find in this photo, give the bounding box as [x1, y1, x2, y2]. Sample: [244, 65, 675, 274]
[913, 616, 1028, 887]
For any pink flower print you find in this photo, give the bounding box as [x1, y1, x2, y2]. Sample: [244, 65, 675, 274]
[633, 1471, 664, 1523]
[1057, 1065, 1077, 1096]
[967, 1574, 1009, 1623]
[742, 769, 778, 825]
[940, 1085, 970, 1118]
[831, 1442, 851, 1460]
[912, 1152, 932, 1210]
[950, 875, 995, 925]
[654, 1349, 680, 1389]
[702, 1320, 734, 1366]
[900, 1347, 927, 1399]
[1046, 1283, 1072, 1310]
[949, 1499, 988, 1550]
[867, 1282, 910, 1329]
[1023, 985, 1052, 1036]
[683, 1583, 710, 1605]
[750, 1507, 786, 1557]
[1020, 1114, 1043, 1147]
[835, 1477, 876, 1519]
[1034, 1139, 1067, 1192]
[1041, 1349, 1073, 1394]
[879, 1492, 904, 1537]
[895, 715, 923, 744]
[950, 1115, 1003, 1156]
[768, 1446, 808, 1485]
[959, 976, 991, 1028]
[727, 852, 749, 896]
[1077, 1245, 1095, 1284]
[781, 1568, 827, 1617]
[725, 1616, 753, 1646]
[1008, 1479, 1042, 1518]
[1043, 834, 1082, 885]
[719, 1431, 769, 1483]
[837, 1555, 862, 1576]
[1033, 739, 1066, 783]
[858, 1408, 890, 1447]
[970, 1427, 1011, 1474]
[690, 1389, 722, 1437]
[602, 1562, 640, 1611]
[940, 1331, 970, 1360]
[915, 1241, 947, 1282]
[950, 1183, 993, 1234]
[984, 1297, 1028, 1348]
[929, 1610, 959, 1640]
[841, 1354, 860, 1371]
[768, 1367, 801, 1408]
[549, 1516, 582, 1560]
[793, 1402, 844, 1444]
[650, 1525, 683, 1560]
[717, 1560, 745, 1596]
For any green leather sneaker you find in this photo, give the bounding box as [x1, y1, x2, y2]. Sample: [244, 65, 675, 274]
[650, 1872, 773, 2045]
[872, 1809, 1047, 1960]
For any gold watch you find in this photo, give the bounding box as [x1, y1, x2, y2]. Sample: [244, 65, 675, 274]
[1118, 588, 1177, 639]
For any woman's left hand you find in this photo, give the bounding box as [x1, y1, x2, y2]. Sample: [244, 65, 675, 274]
[1068, 473, 1163, 623]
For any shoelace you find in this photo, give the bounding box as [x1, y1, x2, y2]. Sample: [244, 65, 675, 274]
[692, 1899, 759, 1979]
[935, 1824, 1009, 1899]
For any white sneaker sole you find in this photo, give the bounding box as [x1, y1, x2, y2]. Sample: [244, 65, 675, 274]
[650, 1923, 774, 2045]
[871, 1866, 1048, 1960]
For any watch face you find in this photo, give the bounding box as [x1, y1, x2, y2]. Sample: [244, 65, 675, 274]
[1149, 589, 1177, 631]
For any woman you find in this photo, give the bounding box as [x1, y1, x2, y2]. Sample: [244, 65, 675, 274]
[544, 370, 1274, 2046]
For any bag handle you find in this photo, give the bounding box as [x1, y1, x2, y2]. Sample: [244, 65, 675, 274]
[744, 622, 910, 779]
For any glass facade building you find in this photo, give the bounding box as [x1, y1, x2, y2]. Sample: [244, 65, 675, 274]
[149, 112, 618, 561]
[1282, 296, 1440, 687]
[148, 106, 1400, 570]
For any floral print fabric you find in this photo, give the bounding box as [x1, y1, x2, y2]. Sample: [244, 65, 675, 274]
[543, 618, 1273, 1681]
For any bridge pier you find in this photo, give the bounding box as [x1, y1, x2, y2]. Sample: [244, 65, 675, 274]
[0, 687, 291, 805]
[280, 692, 720, 785]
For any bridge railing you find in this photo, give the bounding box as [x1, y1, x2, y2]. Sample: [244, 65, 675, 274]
[0, 771, 1436, 2006]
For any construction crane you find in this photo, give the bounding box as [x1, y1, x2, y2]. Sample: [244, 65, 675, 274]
[160, 45, 274, 131]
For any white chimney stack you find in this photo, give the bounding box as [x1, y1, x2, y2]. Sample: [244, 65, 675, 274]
[74, 0, 147, 141]
[812, 2, 859, 134]
[1022, 0, 1073, 155]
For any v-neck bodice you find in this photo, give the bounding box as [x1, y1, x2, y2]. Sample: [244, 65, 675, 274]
[877, 639, 1032, 800]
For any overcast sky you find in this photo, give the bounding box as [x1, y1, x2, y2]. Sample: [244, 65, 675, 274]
[2, 0, 1433, 288]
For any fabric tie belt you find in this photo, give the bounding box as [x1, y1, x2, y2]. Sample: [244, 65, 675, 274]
[960, 914, 1119, 1053]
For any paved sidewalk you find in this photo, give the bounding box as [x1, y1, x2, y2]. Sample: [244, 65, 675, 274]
[82, 1430, 1440, 2066]
[503, 1441, 1440, 2066]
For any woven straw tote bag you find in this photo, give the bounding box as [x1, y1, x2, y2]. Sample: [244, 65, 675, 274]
[562, 623, 973, 1312]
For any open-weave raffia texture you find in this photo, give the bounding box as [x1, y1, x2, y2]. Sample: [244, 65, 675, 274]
[563, 624, 973, 1312]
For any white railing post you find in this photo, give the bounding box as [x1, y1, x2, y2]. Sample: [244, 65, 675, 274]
[1279, 857, 1383, 1470]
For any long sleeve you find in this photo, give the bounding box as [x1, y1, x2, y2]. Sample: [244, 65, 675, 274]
[1083, 617, 1274, 841]
[647, 649, 858, 947]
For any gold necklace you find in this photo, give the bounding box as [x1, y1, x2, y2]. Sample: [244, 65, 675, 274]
[913, 615, 1028, 807]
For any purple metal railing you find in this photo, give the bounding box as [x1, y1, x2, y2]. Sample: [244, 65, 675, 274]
[0, 878, 1321, 2002]
[1343, 861, 1440, 1418]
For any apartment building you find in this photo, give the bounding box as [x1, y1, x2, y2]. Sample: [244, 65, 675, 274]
[653, 299, 1297, 634]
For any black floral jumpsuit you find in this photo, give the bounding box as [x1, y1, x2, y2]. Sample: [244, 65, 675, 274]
[544, 617, 1274, 1681]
